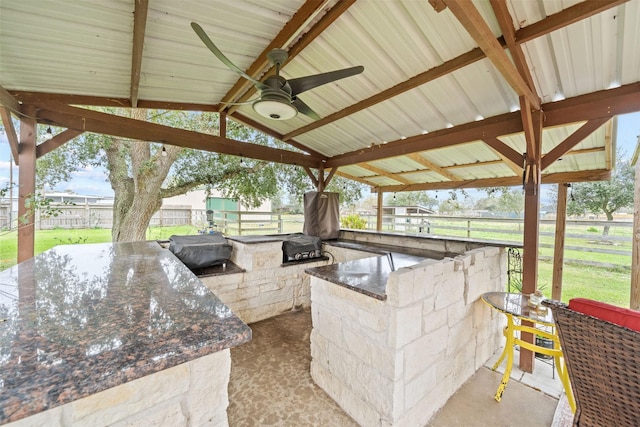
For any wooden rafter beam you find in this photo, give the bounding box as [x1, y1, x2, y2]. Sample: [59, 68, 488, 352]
[604, 120, 613, 170]
[490, 0, 536, 91]
[33, 103, 320, 168]
[568, 146, 605, 156]
[0, 107, 19, 164]
[325, 82, 640, 169]
[326, 110, 523, 168]
[376, 169, 611, 193]
[357, 163, 412, 184]
[11, 91, 225, 112]
[520, 96, 538, 161]
[232, 112, 326, 158]
[0, 85, 21, 114]
[36, 129, 85, 159]
[130, 0, 149, 108]
[219, 0, 331, 110]
[10, 91, 323, 159]
[543, 82, 640, 125]
[12, 92, 134, 108]
[286, 0, 620, 141]
[332, 170, 378, 187]
[484, 147, 522, 176]
[226, 0, 356, 114]
[303, 166, 319, 187]
[447, 159, 503, 170]
[323, 167, 337, 189]
[515, 0, 629, 45]
[359, 145, 607, 186]
[444, 0, 540, 109]
[542, 117, 610, 171]
[407, 153, 460, 181]
[481, 137, 524, 169]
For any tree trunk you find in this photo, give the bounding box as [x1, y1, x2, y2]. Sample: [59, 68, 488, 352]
[106, 109, 177, 242]
[603, 211, 614, 236]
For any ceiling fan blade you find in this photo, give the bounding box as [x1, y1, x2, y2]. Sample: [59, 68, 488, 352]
[191, 22, 268, 91]
[292, 97, 320, 120]
[288, 66, 364, 96]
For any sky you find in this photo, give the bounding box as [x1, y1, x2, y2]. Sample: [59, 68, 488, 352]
[0, 111, 639, 199]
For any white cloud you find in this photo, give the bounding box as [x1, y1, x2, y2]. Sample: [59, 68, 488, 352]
[72, 167, 108, 180]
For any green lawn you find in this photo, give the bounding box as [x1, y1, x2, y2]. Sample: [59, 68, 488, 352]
[0, 225, 198, 270]
[537, 260, 630, 306]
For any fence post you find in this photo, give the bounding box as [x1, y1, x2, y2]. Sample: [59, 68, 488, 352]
[279, 214, 283, 233]
[467, 220, 471, 238]
[223, 212, 228, 234]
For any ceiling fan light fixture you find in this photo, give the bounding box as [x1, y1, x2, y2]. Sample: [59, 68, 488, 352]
[253, 99, 297, 120]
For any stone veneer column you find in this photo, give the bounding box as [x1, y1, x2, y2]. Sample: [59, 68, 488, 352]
[310, 246, 506, 426]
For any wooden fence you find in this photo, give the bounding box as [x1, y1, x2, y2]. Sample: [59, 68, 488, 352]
[360, 213, 633, 269]
[0, 204, 632, 268]
[0, 204, 199, 230]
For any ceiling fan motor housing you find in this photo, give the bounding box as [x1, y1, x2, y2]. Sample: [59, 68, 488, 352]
[253, 77, 297, 120]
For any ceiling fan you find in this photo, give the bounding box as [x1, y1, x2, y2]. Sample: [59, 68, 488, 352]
[191, 22, 364, 121]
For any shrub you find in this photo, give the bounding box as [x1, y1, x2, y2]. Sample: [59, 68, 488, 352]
[341, 214, 367, 230]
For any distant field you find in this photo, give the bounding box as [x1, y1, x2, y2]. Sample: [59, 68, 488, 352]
[0, 218, 632, 307]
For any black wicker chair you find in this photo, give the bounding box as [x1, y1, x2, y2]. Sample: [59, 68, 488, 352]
[545, 299, 640, 427]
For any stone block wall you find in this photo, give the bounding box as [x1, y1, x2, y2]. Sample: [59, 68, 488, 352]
[201, 241, 330, 324]
[321, 244, 375, 263]
[7, 350, 232, 427]
[310, 246, 506, 427]
[338, 230, 504, 255]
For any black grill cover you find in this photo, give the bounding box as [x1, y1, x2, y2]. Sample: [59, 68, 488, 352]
[169, 233, 232, 269]
[282, 233, 322, 261]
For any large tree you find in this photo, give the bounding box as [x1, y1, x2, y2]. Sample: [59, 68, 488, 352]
[33, 108, 364, 241]
[475, 187, 524, 217]
[548, 154, 634, 235]
[384, 191, 438, 209]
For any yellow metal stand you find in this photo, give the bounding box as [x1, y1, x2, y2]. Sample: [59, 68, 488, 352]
[491, 312, 576, 413]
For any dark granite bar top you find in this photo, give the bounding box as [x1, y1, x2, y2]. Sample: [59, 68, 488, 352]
[0, 241, 251, 425]
[306, 243, 436, 300]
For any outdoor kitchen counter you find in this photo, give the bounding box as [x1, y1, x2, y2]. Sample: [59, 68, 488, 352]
[305, 240, 451, 300]
[0, 241, 251, 425]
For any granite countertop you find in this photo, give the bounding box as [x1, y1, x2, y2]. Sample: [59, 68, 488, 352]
[306, 241, 441, 300]
[0, 241, 251, 425]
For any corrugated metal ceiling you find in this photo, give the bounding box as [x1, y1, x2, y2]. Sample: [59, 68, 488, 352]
[1, 0, 637, 193]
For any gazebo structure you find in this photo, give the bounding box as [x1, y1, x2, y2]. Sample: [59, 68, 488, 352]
[1, 0, 640, 377]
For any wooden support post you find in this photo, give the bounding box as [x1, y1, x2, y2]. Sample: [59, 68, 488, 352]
[317, 163, 325, 192]
[219, 112, 226, 138]
[18, 107, 37, 262]
[376, 190, 383, 232]
[552, 183, 569, 301]
[519, 104, 543, 373]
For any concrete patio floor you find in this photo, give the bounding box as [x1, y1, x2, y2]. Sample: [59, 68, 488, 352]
[228, 308, 569, 426]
